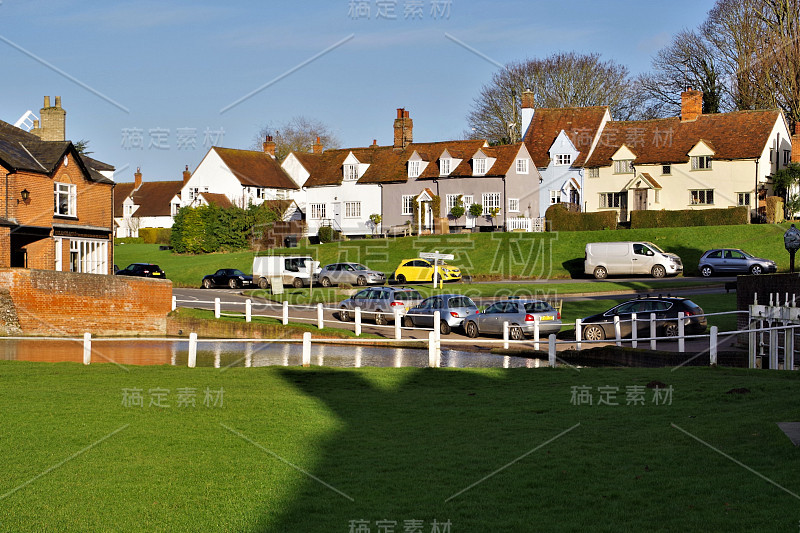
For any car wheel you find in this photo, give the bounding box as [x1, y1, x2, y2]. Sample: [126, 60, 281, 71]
[375, 312, 387, 326]
[465, 321, 479, 338]
[440, 320, 451, 335]
[356, 276, 367, 286]
[750, 264, 763, 275]
[258, 278, 269, 290]
[320, 277, 332, 287]
[228, 278, 239, 289]
[403, 315, 414, 328]
[651, 265, 666, 278]
[292, 277, 304, 288]
[664, 323, 679, 337]
[510, 326, 524, 340]
[396, 274, 406, 284]
[203, 278, 212, 289]
[583, 325, 605, 341]
[593, 266, 608, 280]
[339, 308, 350, 322]
[700, 265, 713, 277]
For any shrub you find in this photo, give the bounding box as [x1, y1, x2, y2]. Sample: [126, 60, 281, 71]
[318, 226, 341, 243]
[138, 228, 171, 244]
[630, 206, 748, 228]
[765, 196, 784, 224]
[545, 203, 617, 231]
[114, 237, 144, 245]
[468, 203, 483, 218]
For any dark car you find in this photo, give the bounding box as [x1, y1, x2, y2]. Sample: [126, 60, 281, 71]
[698, 248, 776, 277]
[338, 287, 423, 324]
[403, 294, 479, 334]
[580, 296, 707, 341]
[464, 299, 562, 340]
[202, 269, 253, 289]
[115, 263, 166, 278]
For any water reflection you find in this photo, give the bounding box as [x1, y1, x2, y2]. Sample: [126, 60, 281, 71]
[0, 339, 543, 369]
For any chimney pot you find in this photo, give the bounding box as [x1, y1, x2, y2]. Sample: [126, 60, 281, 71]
[680, 89, 703, 122]
[397, 108, 404, 119]
[55, 96, 61, 108]
[182, 165, 192, 185]
[312, 136, 323, 154]
[393, 108, 413, 149]
[263, 135, 276, 157]
[134, 167, 143, 189]
[44, 96, 51, 108]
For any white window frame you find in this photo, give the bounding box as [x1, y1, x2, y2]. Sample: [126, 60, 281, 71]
[738, 192, 751, 206]
[310, 203, 326, 219]
[68, 238, 108, 274]
[482, 192, 500, 211]
[691, 156, 712, 170]
[408, 160, 421, 178]
[554, 154, 572, 166]
[613, 160, 634, 174]
[516, 159, 529, 174]
[690, 189, 714, 205]
[440, 158, 451, 175]
[54, 182, 76, 217]
[599, 192, 623, 208]
[402, 195, 414, 216]
[587, 168, 599, 178]
[508, 198, 520, 213]
[344, 201, 361, 218]
[550, 190, 561, 205]
[446, 194, 461, 214]
[344, 164, 359, 181]
[474, 158, 486, 175]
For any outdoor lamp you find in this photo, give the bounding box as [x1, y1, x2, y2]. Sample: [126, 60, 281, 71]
[19, 189, 29, 203]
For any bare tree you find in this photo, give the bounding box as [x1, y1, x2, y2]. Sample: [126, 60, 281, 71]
[252, 116, 341, 160]
[465, 52, 643, 144]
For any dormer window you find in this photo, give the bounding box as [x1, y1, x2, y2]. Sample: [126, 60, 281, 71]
[344, 164, 358, 181]
[691, 156, 712, 170]
[474, 158, 486, 175]
[440, 158, 451, 175]
[554, 154, 572, 166]
[409, 160, 421, 178]
[614, 160, 634, 174]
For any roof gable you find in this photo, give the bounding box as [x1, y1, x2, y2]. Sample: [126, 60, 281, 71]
[523, 106, 610, 167]
[213, 147, 299, 190]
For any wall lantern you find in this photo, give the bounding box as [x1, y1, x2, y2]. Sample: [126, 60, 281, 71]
[19, 189, 30, 203]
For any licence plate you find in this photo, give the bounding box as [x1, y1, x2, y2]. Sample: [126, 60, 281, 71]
[153, 273, 161, 276]
[541, 315, 553, 321]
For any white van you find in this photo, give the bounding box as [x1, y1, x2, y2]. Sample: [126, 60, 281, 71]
[252, 255, 321, 289]
[584, 242, 683, 279]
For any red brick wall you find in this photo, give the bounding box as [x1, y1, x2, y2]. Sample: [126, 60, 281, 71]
[0, 268, 172, 335]
[0, 227, 9, 268]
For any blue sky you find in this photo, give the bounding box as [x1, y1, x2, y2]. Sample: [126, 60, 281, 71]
[0, 0, 717, 182]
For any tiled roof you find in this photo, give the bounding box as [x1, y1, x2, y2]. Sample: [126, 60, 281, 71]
[214, 147, 299, 190]
[113, 182, 136, 217]
[131, 181, 184, 217]
[199, 192, 235, 209]
[523, 106, 609, 168]
[584, 110, 783, 167]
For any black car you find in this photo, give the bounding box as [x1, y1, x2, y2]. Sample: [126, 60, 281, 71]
[115, 263, 166, 278]
[202, 269, 253, 289]
[580, 296, 707, 341]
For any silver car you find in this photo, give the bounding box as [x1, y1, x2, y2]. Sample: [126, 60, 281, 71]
[402, 294, 479, 335]
[698, 248, 776, 277]
[338, 287, 423, 324]
[318, 262, 385, 287]
[464, 299, 562, 340]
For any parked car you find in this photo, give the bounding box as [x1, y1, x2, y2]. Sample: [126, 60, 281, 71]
[338, 287, 423, 324]
[252, 255, 321, 289]
[585, 241, 683, 279]
[389, 258, 461, 283]
[202, 269, 253, 289]
[114, 263, 166, 278]
[580, 296, 707, 341]
[698, 248, 776, 277]
[463, 299, 561, 340]
[317, 263, 385, 287]
[403, 294, 479, 334]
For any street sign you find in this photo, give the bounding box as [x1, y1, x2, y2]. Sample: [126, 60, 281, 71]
[420, 252, 454, 261]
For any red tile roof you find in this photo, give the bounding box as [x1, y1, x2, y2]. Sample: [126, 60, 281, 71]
[214, 147, 298, 189]
[199, 192, 235, 209]
[522, 106, 609, 168]
[130, 181, 184, 217]
[113, 182, 136, 217]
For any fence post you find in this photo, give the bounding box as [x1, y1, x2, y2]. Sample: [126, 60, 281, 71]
[548, 334, 556, 367]
[534, 317, 540, 351]
[709, 326, 718, 365]
[613, 316, 621, 347]
[282, 301, 289, 325]
[677, 311, 685, 353]
[214, 297, 221, 319]
[83, 332, 91, 365]
[503, 321, 509, 350]
[575, 319, 582, 351]
[428, 331, 438, 368]
[302, 331, 311, 367]
[784, 324, 794, 371]
[631, 313, 638, 348]
[434, 311, 441, 364]
[246, 299, 252, 323]
[769, 323, 779, 370]
[650, 313, 657, 351]
[355, 306, 362, 336]
[748, 311, 757, 369]
[394, 308, 402, 340]
[317, 303, 324, 329]
[171, 295, 177, 311]
[188, 332, 197, 368]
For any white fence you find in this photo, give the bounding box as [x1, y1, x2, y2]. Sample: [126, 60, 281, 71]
[505, 217, 545, 233]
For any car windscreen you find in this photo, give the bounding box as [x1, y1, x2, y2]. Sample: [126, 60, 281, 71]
[231, 270, 245, 276]
[645, 242, 665, 254]
[395, 290, 422, 301]
[449, 296, 476, 308]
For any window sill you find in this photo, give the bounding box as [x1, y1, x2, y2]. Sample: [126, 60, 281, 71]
[54, 214, 78, 220]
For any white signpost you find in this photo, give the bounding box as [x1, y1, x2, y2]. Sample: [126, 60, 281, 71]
[420, 250, 454, 288]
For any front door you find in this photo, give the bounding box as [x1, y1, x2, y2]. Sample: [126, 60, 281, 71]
[633, 189, 647, 211]
[464, 195, 475, 228]
[619, 193, 629, 222]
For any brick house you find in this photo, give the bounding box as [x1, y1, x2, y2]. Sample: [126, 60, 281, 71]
[0, 97, 115, 273]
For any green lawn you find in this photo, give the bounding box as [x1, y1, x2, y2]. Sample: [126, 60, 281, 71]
[115, 223, 794, 287]
[1, 362, 798, 531]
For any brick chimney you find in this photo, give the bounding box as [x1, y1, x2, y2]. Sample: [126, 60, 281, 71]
[792, 123, 800, 164]
[33, 95, 66, 141]
[371, 139, 378, 148]
[521, 90, 535, 136]
[134, 167, 143, 189]
[680, 89, 703, 122]
[182, 165, 191, 185]
[393, 108, 413, 149]
[263, 135, 276, 157]
[312, 136, 323, 154]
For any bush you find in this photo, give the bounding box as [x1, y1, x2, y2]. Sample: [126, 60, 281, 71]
[630, 206, 748, 228]
[318, 226, 341, 243]
[765, 196, 784, 224]
[138, 228, 171, 244]
[546, 203, 617, 231]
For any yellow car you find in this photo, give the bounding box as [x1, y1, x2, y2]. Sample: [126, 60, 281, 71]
[390, 258, 462, 283]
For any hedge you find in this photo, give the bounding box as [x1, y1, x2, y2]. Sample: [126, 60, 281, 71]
[630, 206, 748, 228]
[545, 203, 617, 231]
[765, 196, 784, 224]
[318, 226, 342, 243]
[138, 228, 172, 245]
